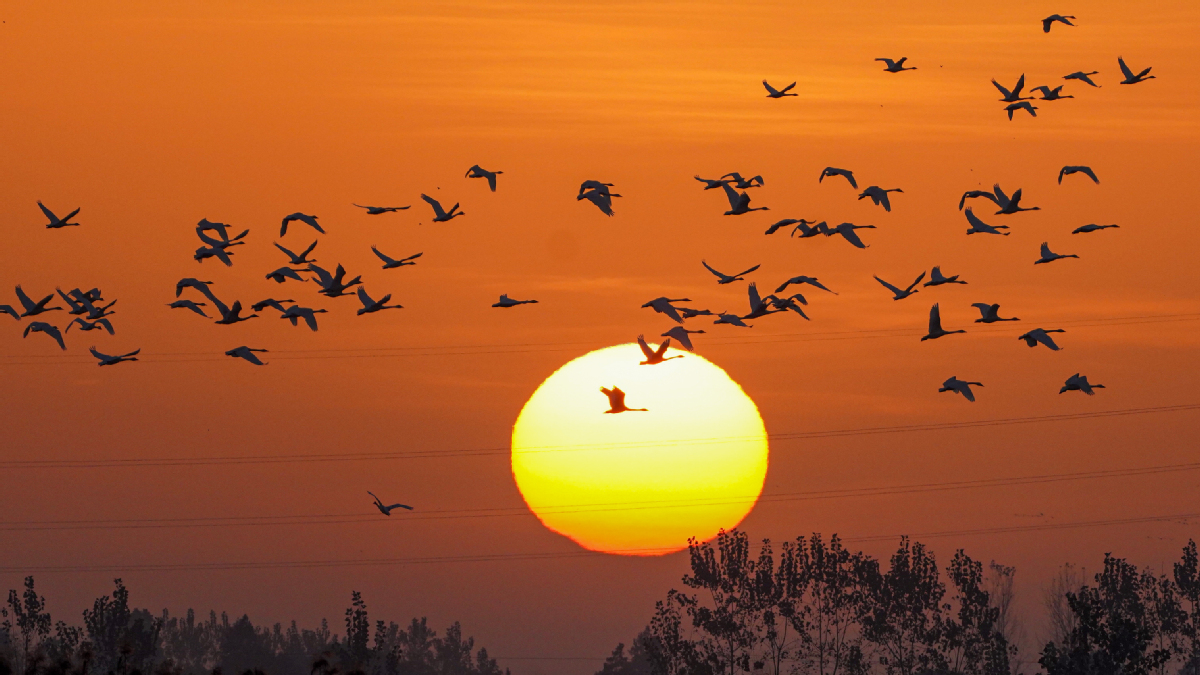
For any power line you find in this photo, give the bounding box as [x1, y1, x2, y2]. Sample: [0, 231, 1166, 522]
[0, 311, 1196, 367]
[1, 459, 1199, 532]
[3, 510, 1195, 575]
[2, 402, 1197, 470]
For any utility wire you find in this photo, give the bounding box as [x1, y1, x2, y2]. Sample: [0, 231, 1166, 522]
[2, 402, 1196, 470]
[2, 510, 1195, 574]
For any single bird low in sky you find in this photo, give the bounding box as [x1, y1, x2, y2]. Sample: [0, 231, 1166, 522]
[280, 212, 324, 237]
[972, 303, 1019, 323]
[940, 376, 983, 402]
[921, 303, 966, 341]
[762, 80, 796, 98]
[600, 386, 647, 413]
[637, 335, 683, 365]
[465, 165, 503, 192]
[36, 201, 80, 229]
[1072, 223, 1119, 234]
[874, 271, 926, 300]
[1060, 373, 1105, 395]
[1117, 56, 1155, 84]
[924, 267, 967, 286]
[371, 245, 422, 269]
[660, 326, 704, 352]
[352, 203, 410, 215]
[368, 491, 414, 515]
[421, 194, 465, 222]
[225, 346, 268, 365]
[492, 294, 538, 308]
[1059, 166, 1100, 184]
[876, 57, 916, 73]
[1034, 242, 1080, 264]
[1019, 328, 1066, 350]
[818, 167, 857, 188]
[90, 347, 140, 366]
[702, 260, 760, 284]
[1042, 14, 1076, 32]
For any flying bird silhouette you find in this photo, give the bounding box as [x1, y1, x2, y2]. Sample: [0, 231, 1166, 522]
[637, 335, 683, 365]
[274, 241, 318, 265]
[372, 245, 422, 269]
[601, 386, 647, 413]
[1032, 85, 1073, 100]
[965, 208, 1010, 235]
[924, 267, 967, 286]
[1059, 166, 1100, 184]
[280, 213, 325, 237]
[721, 173, 765, 189]
[492, 294, 538, 308]
[719, 183, 768, 215]
[356, 287, 403, 315]
[226, 346, 269, 365]
[36, 201, 80, 229]
[875, 271, 926, 300]
[702, 260, 760, 284]
[940, 376, 983, 402]
[921, 303, 965, 341]
[826, 222, 875, 248]
[368, 491, 413, 515]
[1072, 223, 1119, 234]
[819, 167, 857, 188]
[280, 305, 326, 331]
[578, 188, 620, 216]
[1006, 101, 1038, 120]
[175, 278, 218, 302]
[90, 347, 140, 366]
[167, 300, 209, 318]
[1019, 328, 1065, 350]
[352, 203, 410, 214]
[67, 317, 115, 334]
[764, 218, 818, 235]
[307, 263, 363, 297]
[12, 286, 62, 317]
[420, 194, 465, 222]
[465, 165, 504, 191]
[992, 184, 1040, 214]
[660, 326, 705, 352]
[1064, 71, 1101, 87]
[1117, 57, 1155, 84]
[642, 297, 690, 324]
[1034, 242, 1079, 264]
[993, 74, 1032, 102]
[972, 303, 1020, 323]
[694, 176, 731, 190]
[194, 245, 234, 267]
[23, 322, 66, 350]
[775, 276, 837, 295]
[265, 267, 309, 284]
[1060, 373, 1105, 395]
[1042, 14, 1076, 32]
[876, 57, 916, 72]
[762, 80, 797, 98]
[858, 186, 904, 212]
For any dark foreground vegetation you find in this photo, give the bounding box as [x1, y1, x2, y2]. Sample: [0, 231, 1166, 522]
[597, 532, 1200, 675]
[0, 583, 505, 675]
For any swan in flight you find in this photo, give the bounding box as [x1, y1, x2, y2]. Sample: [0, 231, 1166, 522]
[77, 297, 117, 321]
[819, 167, 857, 188]
[13, 286, 62, 317]
[0, 305, 19, 321]
[1072, 223, 1119, 234]
[769, 294, 809, 319]
[67, 317, 115, 334]
[1042, 14, 1076, 32]
[357, 287, 404, 314]
[721, 173, 764, 189]
[280, 305, 326, 331]
[775, 276, 837, 295]
[921, 303, 966, 341]
[57, 288, 99, 315]
[372, 246, 422, 269]
[826, 222, 875, 248]
[924, 267, 967, 286]
[714, 312, 753, 327]
[465, 165, 503, 191]
[23, 322, 66, 350]
[1034, 242, 1079, 264]
[352, 203, 410, 214]
[742, 283, 785, 320]
[265, 267, 309, 284]
[274, 241, 318, 265]
[1059, 166, 1099, 184]
[280, 213, 325, 237]
[972, 303, 1019, 323]
[678, 306, 714, 319]
[992, 184, 1040, 214]
[90, 347, 140, 366]
[1118, 57, 1155, 84]
[965, 208, 1010, 235]
[791, 220, 829, 238]
[368, 491, 414, 515]
[764, 218, 818, 235]
[175, 278, 217, 301]
[1032, 85, 1073, 100]
[875, 271, 926, 300]
[167, 299, 209, 318]
[993, 74, 1032, 102]
[600, 386, 648, 413]
[1019, 328, 1065, 350]
[695, 176, 731, 190]
[1060, 373, 1104, 395]
[876, 57, 916, 73]
[578, 188, 620, 216]
[702, 260, 760, 284]
[421, 194, 465, 222]
[641, 297, 690, 324]
[1064, 71, 1101, 87]
[210, 295, 258, 325]
[638, 335, 683, 365]
[225, 346, 268, 366]
[194, 246, 234, 267]
[660, 326, 704, 351]
[579, 180, 616, 196]
[196, 226, 248, 249]
[762, 80, 797, 98]
[196, 219, 248, 242]
[251, 298, 294, 313]
[959, 190, 1000, 210]
[492, 294, 538, 308]
[307, 263, 363, 297]
[719, 183, 768, 215]
[1006, 101, 1038, 120]
[36, 201, 80, 229]
[940, 376, 983, 402]
[858, 186, 904, 212]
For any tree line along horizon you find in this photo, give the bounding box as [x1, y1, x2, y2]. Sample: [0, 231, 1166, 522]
[2, 533, 1198, 675]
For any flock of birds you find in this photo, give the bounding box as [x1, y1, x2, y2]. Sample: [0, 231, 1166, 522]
[7, 13, 1148, 511]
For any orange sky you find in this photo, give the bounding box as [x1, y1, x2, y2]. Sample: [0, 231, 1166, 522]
[2, 2, 1199, 673]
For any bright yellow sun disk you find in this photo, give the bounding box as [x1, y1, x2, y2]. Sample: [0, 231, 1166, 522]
[511, 343, 768, 555]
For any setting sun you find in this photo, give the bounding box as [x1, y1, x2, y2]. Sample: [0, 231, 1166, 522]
[511, 343, 769, 555]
